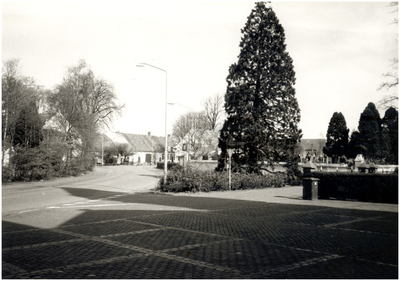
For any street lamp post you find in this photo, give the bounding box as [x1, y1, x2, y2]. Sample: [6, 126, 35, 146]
[101, 134, 104, 166]
[168, 102, 194, 167]
[136, 63, 168, 186]
[167, 102, 191, 110]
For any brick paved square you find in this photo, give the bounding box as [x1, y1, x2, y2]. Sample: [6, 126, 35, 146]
[113, 193, 251, 210]
[215, 203, 326, 218]
[2, 240, 140, 272]
[106, 228, 227, 251]
[168, 239, 326, 275]
[279, 212, 357, 226]
[2, 229, 78, 249]
[2, 190, 398, 279]
[61, 210, 165, 225]
[2, 221, 36, 233]
[334, 218, 398, 235]
[30, 254, 242, 279]
[60, 220, 160, 237]
[259, 223, 397, 265]
[264, 256, 398, 279]
[129, 211, 252, 237]
[318, 208, 394, 219]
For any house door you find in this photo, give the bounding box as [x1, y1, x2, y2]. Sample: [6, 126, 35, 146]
[145, 154, 152, 164]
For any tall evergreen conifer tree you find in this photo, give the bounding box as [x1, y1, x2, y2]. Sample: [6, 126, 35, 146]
[13, 101, 43, 148]
[358, 102, 382, 160]
[347, 131, 367, 159]
[217, 2, 301, 173]
[382, 107, 398, 163]
[323, 112, 349, 163]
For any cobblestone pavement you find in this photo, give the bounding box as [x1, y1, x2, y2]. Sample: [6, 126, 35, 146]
[3, 191, 398, 278]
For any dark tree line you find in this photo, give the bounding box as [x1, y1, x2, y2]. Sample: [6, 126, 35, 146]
[323, 103, 398, 164]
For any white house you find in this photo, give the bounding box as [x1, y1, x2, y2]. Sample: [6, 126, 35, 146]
[112, 132, 173, 165]
[172, 129, 219, 164]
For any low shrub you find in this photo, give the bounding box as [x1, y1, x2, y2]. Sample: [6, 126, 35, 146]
[12, 145, 54, 181]
[284, 159, 303, 186]
[157, 165, 286, 193]
[65, 155, 95, 177]
[156, 162, 179, 170]
[2, 165, 16, 182]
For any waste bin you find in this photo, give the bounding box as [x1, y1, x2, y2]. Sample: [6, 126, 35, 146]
[303, 177, 319, 200]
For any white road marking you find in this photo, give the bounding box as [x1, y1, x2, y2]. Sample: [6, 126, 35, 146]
[19, 209, 39, 213]
[44, 201, 208, 212]
[61, 203, 135, 208]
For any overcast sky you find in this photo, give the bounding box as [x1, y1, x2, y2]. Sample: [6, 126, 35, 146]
[2, 1, 398, 139]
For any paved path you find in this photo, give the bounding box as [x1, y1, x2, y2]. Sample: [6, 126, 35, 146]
[178, 186, 398, 213]
[2, 185, 398, 278]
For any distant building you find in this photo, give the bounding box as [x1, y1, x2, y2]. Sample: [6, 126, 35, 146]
[111, 132, 174, 165]
[298, 139, 326, 162]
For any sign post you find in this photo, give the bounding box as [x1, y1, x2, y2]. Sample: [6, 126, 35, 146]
[227, 148, 233, 190]
[226, 142, 245, 191]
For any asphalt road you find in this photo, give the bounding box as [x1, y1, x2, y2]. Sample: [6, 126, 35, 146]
[2, 165, 163, 228]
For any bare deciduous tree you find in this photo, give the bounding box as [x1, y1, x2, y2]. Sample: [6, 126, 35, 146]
[172, 111, 214, 159]
[49, 60, 123, 159]
[202, 93, 225, 131]
[378, 2, 398, 109]
[2, 58, 40, 164]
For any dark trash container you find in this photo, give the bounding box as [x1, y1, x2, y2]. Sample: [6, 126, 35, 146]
[303, 177, 319, 200]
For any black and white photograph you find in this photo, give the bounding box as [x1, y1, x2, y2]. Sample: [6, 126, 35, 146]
[2, 0, 398, 278]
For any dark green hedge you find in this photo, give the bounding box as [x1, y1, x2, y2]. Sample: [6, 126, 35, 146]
[156, 162, 179, 170]
[307, 172, 398, 204]
[157, 165, 286, 193]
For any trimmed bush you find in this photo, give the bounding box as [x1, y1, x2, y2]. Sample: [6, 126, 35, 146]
[156, 162, 179, 170]
[12, 145, 55, 181]
[157, 165, 286, 193]
[309, 172, 398, 204]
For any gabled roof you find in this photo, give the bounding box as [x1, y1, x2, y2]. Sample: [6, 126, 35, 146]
[121, 133, 154, 152]
[151, 135, 168, 152]
[42, 112, 68, 132]
[121, 133, 173, 153]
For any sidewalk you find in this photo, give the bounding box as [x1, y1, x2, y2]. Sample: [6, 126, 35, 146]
[172, 185, 398, 213]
